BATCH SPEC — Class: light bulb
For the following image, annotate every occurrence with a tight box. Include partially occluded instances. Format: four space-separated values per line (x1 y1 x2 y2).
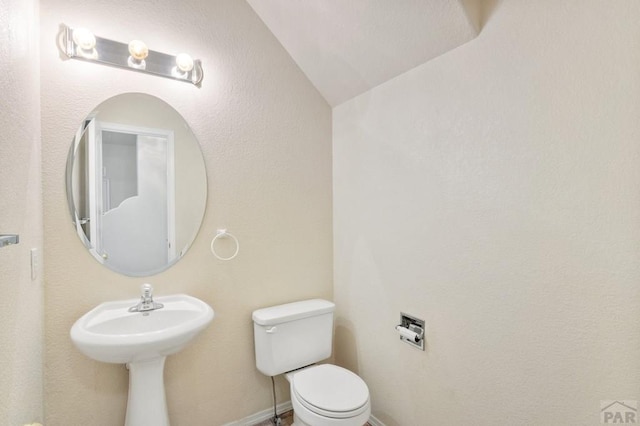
175 53 194 73
128 40 148 61
72 28 96 51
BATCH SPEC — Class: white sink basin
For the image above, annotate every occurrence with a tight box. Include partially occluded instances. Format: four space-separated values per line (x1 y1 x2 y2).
70 292 214 426
71 293 214 364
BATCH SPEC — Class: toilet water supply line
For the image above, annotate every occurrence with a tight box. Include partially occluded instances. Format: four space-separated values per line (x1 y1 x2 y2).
271 376 282 426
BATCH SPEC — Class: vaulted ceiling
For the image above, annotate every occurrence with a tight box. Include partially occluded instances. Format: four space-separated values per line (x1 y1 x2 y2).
246 0 481 106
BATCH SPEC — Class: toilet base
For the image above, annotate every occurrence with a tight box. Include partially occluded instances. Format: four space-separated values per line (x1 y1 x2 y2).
292 411 368 426
291 412 306 426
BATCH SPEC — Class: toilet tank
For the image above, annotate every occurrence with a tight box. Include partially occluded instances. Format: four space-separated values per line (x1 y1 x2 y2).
253 299 335 376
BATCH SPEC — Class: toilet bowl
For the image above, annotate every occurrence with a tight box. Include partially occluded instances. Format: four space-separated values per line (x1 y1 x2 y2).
286 364 370 426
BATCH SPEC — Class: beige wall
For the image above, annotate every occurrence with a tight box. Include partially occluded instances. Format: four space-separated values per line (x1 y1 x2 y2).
40 0 332 425
334 1 640 425
0 0 43 424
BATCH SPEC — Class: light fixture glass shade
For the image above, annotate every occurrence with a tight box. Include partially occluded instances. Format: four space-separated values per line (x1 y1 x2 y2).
72 28 96 51
128 40 149 60
175 53 194 73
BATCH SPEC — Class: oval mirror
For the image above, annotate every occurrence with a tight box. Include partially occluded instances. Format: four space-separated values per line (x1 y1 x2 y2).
66 93 207 276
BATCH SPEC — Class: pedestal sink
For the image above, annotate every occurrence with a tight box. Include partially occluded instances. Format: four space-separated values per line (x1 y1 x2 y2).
70 291 214 426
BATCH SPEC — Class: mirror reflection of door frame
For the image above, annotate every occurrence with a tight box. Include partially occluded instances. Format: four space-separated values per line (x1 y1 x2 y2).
86 119 99 260
69 117 98 257
91 121 176 263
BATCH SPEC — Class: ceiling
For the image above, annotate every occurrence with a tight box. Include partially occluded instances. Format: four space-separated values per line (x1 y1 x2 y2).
246 0 481 106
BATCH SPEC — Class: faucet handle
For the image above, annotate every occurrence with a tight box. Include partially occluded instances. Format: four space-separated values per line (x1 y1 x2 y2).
141 283 153 298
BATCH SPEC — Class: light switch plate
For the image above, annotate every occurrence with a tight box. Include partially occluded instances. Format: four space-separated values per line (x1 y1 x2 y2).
30 248 38 281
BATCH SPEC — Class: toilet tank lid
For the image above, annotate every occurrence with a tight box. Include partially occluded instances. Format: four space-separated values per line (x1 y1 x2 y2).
252 299 335 326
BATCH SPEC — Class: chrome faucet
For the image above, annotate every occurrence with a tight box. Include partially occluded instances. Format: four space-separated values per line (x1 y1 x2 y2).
129 283 164 313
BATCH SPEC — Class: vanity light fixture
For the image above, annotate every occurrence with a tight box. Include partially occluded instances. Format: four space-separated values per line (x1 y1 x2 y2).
61 24 204 86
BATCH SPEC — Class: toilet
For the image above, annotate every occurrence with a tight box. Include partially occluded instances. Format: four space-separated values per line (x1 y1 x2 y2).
253 299 371 426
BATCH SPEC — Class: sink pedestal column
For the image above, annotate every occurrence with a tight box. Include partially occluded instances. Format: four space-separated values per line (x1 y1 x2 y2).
125 357 170 426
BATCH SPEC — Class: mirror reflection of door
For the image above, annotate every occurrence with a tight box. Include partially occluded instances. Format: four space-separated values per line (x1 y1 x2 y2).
90 121 175 274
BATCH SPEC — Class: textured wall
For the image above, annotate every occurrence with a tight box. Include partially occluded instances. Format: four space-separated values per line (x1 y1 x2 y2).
40 0 332 424
334 1 640 425
0 0 43 424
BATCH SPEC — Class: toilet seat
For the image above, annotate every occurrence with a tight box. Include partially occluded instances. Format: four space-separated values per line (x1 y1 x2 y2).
291 364 370 419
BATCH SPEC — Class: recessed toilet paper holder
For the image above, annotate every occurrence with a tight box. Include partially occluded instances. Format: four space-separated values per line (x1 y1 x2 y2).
0 234 19 249
396 312 425 351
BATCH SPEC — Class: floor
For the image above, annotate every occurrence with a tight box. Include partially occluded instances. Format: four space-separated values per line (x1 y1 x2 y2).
253 410 372 426
253 410 293 426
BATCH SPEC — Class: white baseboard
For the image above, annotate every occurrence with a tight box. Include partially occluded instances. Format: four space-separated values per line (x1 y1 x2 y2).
222 401 293 426
222 401 386 426
368 413 386 426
